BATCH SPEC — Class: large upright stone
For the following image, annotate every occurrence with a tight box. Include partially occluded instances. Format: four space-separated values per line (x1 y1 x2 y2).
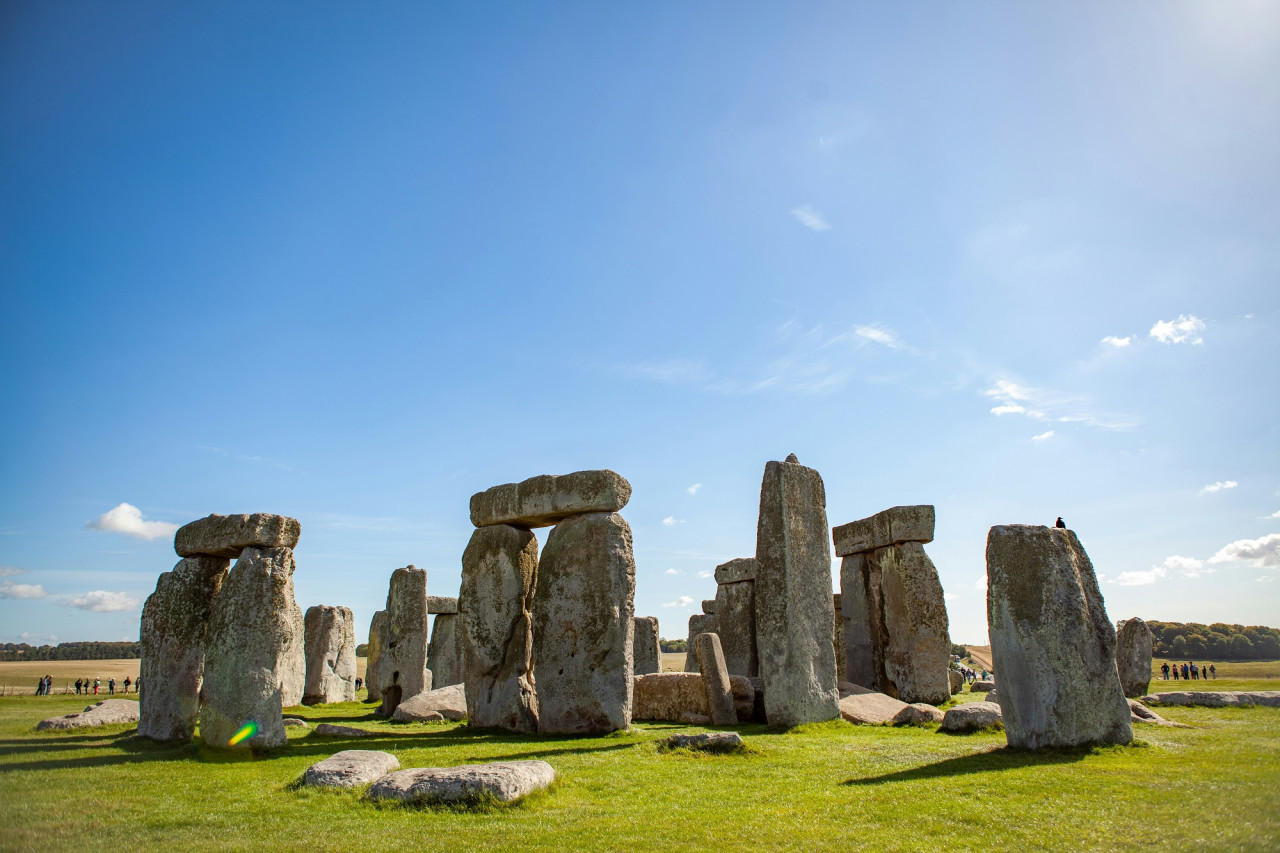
754 455 840 726
713 576 757 677
684 613 716 673
303 605 357 704
138 555 230 741
199 547 305 749
1116 617 1154 698
867 543 950 703
532 512 635 734
839 553 876 687
174 513 301 559
832 592 844 681
459 524 539 731
832 505 934 558
427 614 464 688
633 616 661 675
986 525 1133 749
695 633 737 725
365 610 388 703
470 470 632 529
378 566 431 716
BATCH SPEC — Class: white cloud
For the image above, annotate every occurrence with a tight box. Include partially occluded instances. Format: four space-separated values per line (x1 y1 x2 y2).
64 590 140 613
1269 510 1280 520
87 503 178 541
1200 480 1238 495
790 204 830 231
1208 533 1280 568
991 404 1026 416
983 378 1140 431
1149 314 1206 345
0 566 24 577
944 592 957 602
697 570 713 579
853 325 904 350
664 568 679 575
1101 335 1133 348
1161 555 1206 578
1114 565 1167 586
686 483 702 496
973 574 987 592
1030 430 1055 443
662 516 686 527
661 595 695 608
1259 576 1276 583
0 580 48 599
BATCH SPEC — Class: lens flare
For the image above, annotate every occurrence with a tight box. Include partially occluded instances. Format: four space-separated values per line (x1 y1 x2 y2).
228 721 258 746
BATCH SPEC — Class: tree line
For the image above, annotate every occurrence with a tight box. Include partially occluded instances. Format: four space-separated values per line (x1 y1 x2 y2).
1147 622 1280 660
0 641 142 661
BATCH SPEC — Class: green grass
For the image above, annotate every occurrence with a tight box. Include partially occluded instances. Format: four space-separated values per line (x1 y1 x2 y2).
2 694 1278 851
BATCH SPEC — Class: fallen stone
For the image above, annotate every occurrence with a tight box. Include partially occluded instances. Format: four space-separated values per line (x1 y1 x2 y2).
838 681 872 698
174 513 300 559
313 723 375 737
695 632 737 725
1142 691 1280 708
714 579 757 678
426 613 463 688
832 505 935 557
678 712 712 725
987 525 1132 750
632 672 754 722
427 596 458 615
893 703 946 726
303 750 400 788
1127 698 1188 727
303 605 357 705
365 610 388 704
633 616 661 676
971 680 995 692
714 557 757 585
662 732 744 752
36 700 139 731
392 683 467 722
985 690 998 704
377 566 432 717
940 701 1003 733
283 717 308 728
367 760 555 805
838 691 910 725
470 470 631 528
1116 617 1154 698
684 613 715 673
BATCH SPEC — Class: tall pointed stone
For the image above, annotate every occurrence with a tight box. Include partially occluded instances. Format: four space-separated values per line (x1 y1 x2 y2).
365 610 388 703
303 605 357 704
377 566 431 716
1116 617 1154 698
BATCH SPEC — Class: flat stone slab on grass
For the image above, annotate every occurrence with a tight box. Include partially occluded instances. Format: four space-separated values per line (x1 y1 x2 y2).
662 732 744 752
304 750 401 789
392 683 467 722
839 690 910 725
174 513 301 558
314 723 375 737
283 718 308 728
36 699 139 731
1141 691 1280 708
892 703 946 726
1128 699 1189 727
470 470 631 528
940 701 1003 733
367 760 555 805
970 680 995 692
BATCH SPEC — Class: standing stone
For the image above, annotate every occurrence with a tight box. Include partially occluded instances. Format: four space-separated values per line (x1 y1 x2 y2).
684 613 716 673
138 555 230 741
365 610 388 703
378 566 431 716
1116 617 1154 699
199 547 305 748
303 605 357 704
633 616 661 675
839 552 876 687
532 512 635 734
986 525 1133 749
459 524 539 731
832 593 844 682
427 614 464 688
754 455 840 727
713 558 758 678
695 633 737 725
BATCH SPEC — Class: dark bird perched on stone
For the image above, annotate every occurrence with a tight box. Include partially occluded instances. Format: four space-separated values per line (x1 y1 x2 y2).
1055 517 1066 529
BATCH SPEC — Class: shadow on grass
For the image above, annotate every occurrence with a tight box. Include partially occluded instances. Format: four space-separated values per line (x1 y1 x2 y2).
843 745 1093 785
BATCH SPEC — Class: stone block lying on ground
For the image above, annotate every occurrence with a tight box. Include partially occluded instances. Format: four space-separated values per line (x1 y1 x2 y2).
832 505 935 557
303 750 401 788
392 684 467 722
939 701 1002 733
313 723 375 737
662 732 745 752
892 703 946 726
1127 699 1188 727
1141 691 1280 708
970 680 994 692
283 717 308 728
36 700 139 731
838 691 909 725
470 470 631 528
175 513 301 558
367 760 555 804
633 672 755 722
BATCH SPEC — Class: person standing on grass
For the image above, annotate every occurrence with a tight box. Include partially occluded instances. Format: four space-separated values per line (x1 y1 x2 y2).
123 676 131 693
93 677 100 695
108 678 116 695
1210 664 1217 679
35 678 44 696
1161 662 1169 680
135 675 142 696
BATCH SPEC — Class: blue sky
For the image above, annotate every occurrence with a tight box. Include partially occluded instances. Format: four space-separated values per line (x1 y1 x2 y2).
2 2 1277 650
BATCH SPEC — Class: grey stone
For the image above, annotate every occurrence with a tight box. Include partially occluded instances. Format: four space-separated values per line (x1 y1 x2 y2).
393 683 467 722
713 581 757 677
633 616 661 675
832 592 844 683
940 701 1003 733
174 513 301 559
365 610 388 704
36 699 139 731
283 717 308 727
695 633 737 725
871 543 950 704
632 672 753 722
1141 690 1280 708
427 596 458 615
986 525 1133 749
701 599 717 615
832 505 935 558
314 723 375 737
678 712 712 725
377 566 432 717
714 557 757 585
459 524 539 731
838 690 909 725
303 750 400 789
893 703 946 726
470 470 631 529
684 614 716 673
532 512 635 734
1116 617 1154 698
663 732 744 751
303 605 357 705
985 690 998 704
367 761 555 805
199 547 305 749
971 680 995 692
949 670 964 695
139 555 229 742
839 553 876 687
754 457 840 727
1127 698 1188 727
426 614 463 688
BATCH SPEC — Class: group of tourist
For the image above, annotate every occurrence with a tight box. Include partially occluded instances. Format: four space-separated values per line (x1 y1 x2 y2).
953 665 989 683
33 676 143 696
1160 661 1215 680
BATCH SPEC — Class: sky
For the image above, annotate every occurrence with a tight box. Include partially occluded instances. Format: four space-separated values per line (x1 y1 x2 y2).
1 2 1278 651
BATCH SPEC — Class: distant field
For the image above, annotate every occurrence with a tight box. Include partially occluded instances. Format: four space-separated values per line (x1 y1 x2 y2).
661 651 685 672
0 660 140 695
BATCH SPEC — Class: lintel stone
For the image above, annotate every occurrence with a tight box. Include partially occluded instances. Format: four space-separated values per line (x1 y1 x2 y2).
832 505 934 557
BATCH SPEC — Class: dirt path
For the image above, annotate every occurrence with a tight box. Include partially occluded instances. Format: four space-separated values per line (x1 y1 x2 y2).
966 645 993 671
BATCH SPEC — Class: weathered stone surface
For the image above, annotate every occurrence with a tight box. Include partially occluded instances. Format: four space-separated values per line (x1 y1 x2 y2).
714 557 757 585
986 525 1133 750
684 614 716 673
893 703 946 726
663 732 744 751
426 614 463 688
701 599 717 615
832 593 844 684
1127 699 1188 727
678 712 712 725
174 513 301 559
949 670 964 695
984 690 998 704
365 610 388 704
303 605 356 705
470 470 631 529
1141 691 1280 708
838 681 869 698
303 750 400 789
1116 617 1154 698
633 616 661 675
632 672 754 722
367 761 555 805
749 676 767 723
459 524 539 731
714 581 757 678
393 683 467 722
838 691 910 725
36 699 139 731
314 723 375 737
832 505 935 558
871 543 950 704
427 596 458 615
695 633 736 725
728 675 755 722
839 553 876 687
940 701 1003 733
377 566 431 717
139 555 229 741
283 717 308 727
533 512 635 734
755 456 840 727
971 680 995 692
199 547 305 749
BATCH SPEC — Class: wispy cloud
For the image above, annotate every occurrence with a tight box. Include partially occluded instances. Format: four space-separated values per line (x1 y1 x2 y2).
1149 314 1206 345
1208 533 1280 569
0 566 25 577
853 325 904 350
616 360 712 385
198 445 296 472
1030 430 1056 443
973 574 987 592
1101 335 1133 348
87 503 178 541
790 204 830 231
0 580 48 599
664 568 679 575
983 378 1140 431
686 483 702 496
697 570 713 579
662 516 686 527
63 590 140 612
944 592 958 602
661 595 694 608
1200 480 1238 495
1114 565 1167 586
1161 555 1206 578
1269 510 1280 520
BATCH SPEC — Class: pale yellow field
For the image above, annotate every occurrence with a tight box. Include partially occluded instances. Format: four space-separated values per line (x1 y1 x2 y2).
661 651 685 672
0 659 140 695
